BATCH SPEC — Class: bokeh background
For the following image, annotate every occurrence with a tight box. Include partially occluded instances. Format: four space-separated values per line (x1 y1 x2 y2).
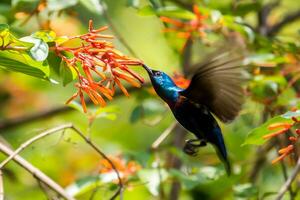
0 0 300 199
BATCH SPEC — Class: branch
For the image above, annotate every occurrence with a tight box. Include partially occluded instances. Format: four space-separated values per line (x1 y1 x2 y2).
0 142 75 200
100 1 138 58
257 0 280 36
275 157 300 200
167 0 192 10
0 123 123 200
248 140 274 182
167 124 187 200
0 170 3 200
151 121 177 150
0 83 150 132
267 10 300 36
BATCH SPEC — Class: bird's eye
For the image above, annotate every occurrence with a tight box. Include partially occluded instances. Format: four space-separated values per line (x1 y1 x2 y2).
155 71 162 76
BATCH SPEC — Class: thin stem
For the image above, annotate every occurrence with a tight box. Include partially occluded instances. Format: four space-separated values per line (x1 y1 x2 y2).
0 123 123 200
99 1 138 58
0 83 150 132
151 122 177 150
0 170 3 200
0 142 75 200
275 157 300 200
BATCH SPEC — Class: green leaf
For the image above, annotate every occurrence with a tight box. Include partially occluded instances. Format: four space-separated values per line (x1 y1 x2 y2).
243 110 300 146
20 36 49 61
249 75 287 102
79 0 103 14
47 0 78 11
138 6 195 19
138 169 168 196
130 99 166 123
156 6 195 20
32 30 57 43
11 0 39 13
169 169 201 190
68 101 84 114
0 50 50 80
0 24 33 49
94 106 119 120
127 0 140 8
137 5 155 16
233 183 258 198
59 60 77 86
130 105 143 123
169 167 224 190
0 24 9 31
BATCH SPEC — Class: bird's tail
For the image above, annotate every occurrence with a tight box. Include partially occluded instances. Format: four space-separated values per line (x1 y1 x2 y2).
207 127 231 175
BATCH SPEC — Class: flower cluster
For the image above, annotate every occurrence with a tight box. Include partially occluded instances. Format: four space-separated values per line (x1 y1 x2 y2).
55 20 144 112
160 5 208 49
99 156 141 182
172 72 190 89
263 116 300 164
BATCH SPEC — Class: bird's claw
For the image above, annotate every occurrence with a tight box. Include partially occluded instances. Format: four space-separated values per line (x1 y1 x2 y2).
183 139 206 157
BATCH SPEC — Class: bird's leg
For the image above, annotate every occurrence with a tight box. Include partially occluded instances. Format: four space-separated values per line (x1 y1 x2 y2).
183 139 207 156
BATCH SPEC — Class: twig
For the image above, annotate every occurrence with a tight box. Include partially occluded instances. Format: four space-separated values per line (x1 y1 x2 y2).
0 170 3 200
0 124 72 169
275 157 300 200
167 124 187 200
37 179 59 200
267 10 300 36
276 138 296 200
99 0 138 58
0 123 123 200
248 140 274 182
0 84 150 132
0 142 75 200
168 0 192 10
257 0 280 36
151 122 177 150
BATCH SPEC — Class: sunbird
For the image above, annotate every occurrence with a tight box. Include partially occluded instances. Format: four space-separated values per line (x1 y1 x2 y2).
142 52 244 175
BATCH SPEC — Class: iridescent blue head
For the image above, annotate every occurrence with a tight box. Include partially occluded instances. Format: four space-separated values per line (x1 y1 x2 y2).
142 64 182 103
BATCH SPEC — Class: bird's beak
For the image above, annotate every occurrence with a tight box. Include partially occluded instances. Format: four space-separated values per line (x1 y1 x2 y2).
142 64 153 75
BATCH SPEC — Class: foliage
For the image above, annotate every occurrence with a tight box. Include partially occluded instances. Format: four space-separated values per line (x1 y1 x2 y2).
0 0 300 200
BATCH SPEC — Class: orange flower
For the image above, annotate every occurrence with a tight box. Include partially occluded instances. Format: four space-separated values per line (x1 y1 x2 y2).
98 156 141 182
262 128 289 140
272 145 294 164
172 72 190 89
160 5 208 49
55 20 144 112
267 122 292 130
263 117 300 164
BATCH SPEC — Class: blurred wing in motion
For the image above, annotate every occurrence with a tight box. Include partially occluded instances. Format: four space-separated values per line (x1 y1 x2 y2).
179 51 245 123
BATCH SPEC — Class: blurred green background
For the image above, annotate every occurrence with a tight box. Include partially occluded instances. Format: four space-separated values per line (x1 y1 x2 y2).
0 0 300 199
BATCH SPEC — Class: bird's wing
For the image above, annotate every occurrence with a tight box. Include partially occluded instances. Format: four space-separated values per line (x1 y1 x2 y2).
179 51 245 123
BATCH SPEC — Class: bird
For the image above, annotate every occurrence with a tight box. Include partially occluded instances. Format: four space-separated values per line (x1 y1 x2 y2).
142 51 244 175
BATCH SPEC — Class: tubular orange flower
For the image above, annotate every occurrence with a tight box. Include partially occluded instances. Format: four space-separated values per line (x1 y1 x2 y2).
262 128 288 140
263 116 300 165
272 145 294 164
98 156 141 182
160 5 208 49
172 72 190 89
267 122 292 130
55 20 144 112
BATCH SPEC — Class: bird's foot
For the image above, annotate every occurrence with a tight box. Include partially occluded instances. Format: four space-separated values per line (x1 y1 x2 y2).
183 139 207 157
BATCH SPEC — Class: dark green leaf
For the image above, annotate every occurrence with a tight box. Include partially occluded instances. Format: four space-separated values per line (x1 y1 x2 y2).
79 0 103 14
130 105 143 123
59 60 76 86
0 50 49 80
243 110 300 146
233 183 258 198
47 0 78 11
